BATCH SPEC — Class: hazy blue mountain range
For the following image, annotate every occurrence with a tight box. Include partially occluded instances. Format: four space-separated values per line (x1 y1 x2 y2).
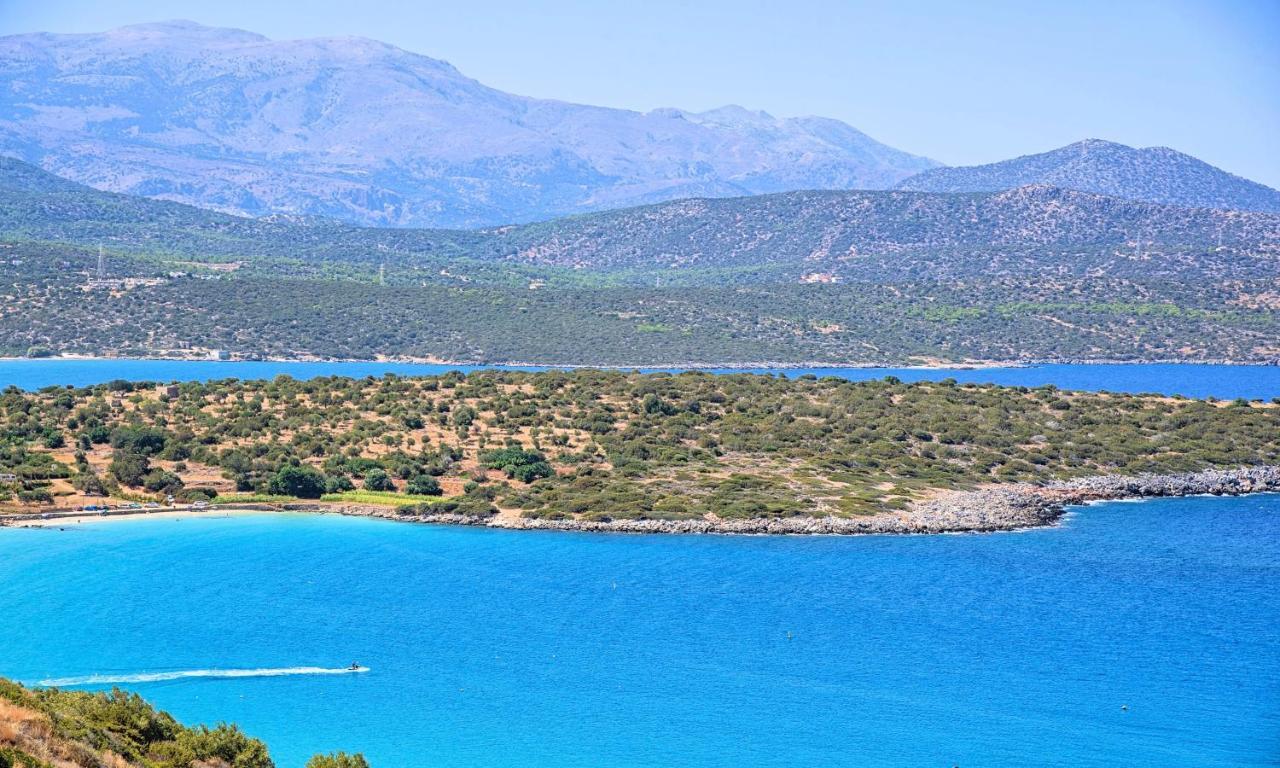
895 139 1280 213
4 156 1275 286
0 21 938 228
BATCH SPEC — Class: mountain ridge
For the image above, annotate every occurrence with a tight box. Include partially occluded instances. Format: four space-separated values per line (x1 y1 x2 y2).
895 139 1280 212
3 156 1275 285
0 21 938 228
2 156 1276 364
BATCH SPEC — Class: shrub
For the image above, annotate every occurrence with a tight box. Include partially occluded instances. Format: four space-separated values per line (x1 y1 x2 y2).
109 426 168 456
401 497 496 518
324 474 355 493
174 487 218 503
108 450 150 487
512 461 553 483
306 752 371 768
158 723 272 768
451 406 476 427
405 474 442 496
482 447 553 483
266 465 327 499
72 472 107 496
142 469 184 493
17 488 53 504
82 424 111 444
363 468 395 492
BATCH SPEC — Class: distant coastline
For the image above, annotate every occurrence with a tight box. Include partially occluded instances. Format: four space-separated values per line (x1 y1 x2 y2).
3 352 1276 371
8 467 1277 536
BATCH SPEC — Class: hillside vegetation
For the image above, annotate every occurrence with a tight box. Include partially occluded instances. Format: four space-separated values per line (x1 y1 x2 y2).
2 159 1277 365
5 260 1276 365
896 139 1280 213
5 158 1277 278
1 371 1277 521
470 185 1280 275
0 677 364 767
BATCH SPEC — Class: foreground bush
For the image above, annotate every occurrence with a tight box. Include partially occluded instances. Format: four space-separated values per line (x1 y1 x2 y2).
0 678 371 767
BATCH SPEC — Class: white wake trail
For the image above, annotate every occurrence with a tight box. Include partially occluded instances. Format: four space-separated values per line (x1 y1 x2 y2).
38 666 369 687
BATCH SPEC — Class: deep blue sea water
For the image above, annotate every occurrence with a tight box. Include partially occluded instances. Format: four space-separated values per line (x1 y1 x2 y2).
2 496 1278 767
2 358 1279 399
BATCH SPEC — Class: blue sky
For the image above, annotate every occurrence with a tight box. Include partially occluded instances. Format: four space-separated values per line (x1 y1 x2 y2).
2 0 1278 186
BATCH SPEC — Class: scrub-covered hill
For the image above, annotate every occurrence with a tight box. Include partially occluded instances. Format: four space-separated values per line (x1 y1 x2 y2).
2 371 1277 530
0 676 365 767
895 139 1280 213
2 158 1277 364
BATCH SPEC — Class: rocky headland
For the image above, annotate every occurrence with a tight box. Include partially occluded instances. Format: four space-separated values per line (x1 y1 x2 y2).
324 466 1280 535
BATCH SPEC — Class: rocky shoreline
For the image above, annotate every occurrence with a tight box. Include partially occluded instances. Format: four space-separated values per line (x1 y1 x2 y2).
10 353 1276 369
6 467 1276 535
322 466 1280 536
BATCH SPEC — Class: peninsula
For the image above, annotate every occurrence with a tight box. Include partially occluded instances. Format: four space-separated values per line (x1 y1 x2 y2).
2 371 1277 533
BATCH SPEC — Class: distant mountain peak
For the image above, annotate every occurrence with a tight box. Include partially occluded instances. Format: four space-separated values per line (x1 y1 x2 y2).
0 23 937 228
695 104 777 122
1066 138 1127 149
896 140 1280 213
102 19 270 43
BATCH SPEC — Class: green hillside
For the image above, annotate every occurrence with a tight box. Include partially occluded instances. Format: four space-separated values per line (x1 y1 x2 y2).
1 159 1276 364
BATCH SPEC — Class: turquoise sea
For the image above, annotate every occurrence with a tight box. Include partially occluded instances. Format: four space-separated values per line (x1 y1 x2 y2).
1 358 1279 399
2 496 1278 767
2 360 1279 765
